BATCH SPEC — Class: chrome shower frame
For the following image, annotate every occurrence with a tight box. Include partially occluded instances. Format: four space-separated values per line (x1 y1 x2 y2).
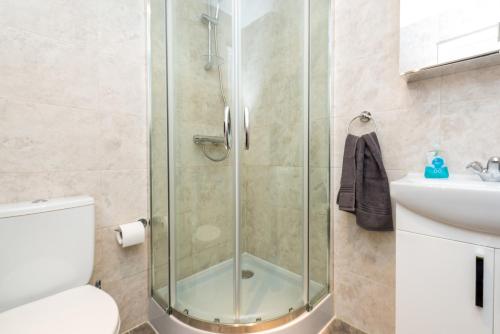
146 0 334 332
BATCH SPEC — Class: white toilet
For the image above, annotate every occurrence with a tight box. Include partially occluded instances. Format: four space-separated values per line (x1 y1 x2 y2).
0 196 120 334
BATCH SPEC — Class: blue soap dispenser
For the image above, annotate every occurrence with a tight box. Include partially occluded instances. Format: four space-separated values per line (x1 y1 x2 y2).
424 147 449 179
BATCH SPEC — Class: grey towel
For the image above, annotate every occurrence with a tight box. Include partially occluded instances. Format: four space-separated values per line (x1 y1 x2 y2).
355 132 393 231
337 134 359 212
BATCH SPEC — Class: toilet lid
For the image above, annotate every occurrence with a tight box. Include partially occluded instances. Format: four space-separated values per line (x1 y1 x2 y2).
0 285 120 334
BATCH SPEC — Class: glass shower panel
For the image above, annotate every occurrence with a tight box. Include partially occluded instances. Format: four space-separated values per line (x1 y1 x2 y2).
309 0 330 304
167 0 235 323
240 0 306 323
151 0 331 328
150 0 170 310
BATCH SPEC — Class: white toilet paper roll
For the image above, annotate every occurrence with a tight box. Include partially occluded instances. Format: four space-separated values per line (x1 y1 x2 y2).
115 221 145 247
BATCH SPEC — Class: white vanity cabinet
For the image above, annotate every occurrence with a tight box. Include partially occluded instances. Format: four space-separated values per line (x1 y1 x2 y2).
391 174 500 334
397 230 494 334
494 250 500 334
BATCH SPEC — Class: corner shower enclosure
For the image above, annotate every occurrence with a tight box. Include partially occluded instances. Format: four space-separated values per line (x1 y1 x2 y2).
149 0 331 332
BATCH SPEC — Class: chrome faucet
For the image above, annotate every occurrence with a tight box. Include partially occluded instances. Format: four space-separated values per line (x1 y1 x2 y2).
467 157 500 182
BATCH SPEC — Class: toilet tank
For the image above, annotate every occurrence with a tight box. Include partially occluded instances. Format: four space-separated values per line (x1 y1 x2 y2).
0 196 94 312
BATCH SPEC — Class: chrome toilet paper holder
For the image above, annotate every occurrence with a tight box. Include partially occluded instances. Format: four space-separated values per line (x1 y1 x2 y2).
114 218 148 234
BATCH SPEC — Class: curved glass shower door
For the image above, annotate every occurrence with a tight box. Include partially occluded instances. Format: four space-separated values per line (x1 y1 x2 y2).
150 0 331 330
238 0 307 323
166 0 236 324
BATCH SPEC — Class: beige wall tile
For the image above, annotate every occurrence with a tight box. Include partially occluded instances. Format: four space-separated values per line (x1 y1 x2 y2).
0 0 100 45
0 1 148 332
375 105 440 171
440 65 500 104
100 111 148 170
0 173 52 203
104 270 149 333
0 100 103 172
98 170 148 228
92 226 148 283
440 98 500 171
333 47 406 118
98 0 146 62
0 27 99 109
98 53 147 116
334 270 395 334
0 170 104 205
334 212 395 287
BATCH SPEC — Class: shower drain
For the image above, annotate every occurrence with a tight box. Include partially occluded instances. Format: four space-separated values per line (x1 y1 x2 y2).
241 270 254 279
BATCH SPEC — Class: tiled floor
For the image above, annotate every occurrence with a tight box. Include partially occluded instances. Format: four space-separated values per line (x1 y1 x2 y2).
321 319 367 334
125 322 157 334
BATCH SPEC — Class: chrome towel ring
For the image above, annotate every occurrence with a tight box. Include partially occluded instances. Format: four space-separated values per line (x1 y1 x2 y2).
347 111 378 135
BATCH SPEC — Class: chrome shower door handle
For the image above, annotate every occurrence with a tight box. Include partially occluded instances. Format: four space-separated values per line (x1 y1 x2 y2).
223 106 231 150
244 107 250 150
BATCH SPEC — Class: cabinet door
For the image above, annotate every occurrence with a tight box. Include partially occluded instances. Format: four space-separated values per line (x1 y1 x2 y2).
396 230 494 334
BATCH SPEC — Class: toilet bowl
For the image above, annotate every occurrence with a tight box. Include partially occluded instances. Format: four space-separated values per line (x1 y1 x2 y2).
0 196 120 333
0 285 120 334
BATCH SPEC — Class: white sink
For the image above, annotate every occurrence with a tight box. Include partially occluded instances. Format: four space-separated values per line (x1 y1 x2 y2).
391 173 500 235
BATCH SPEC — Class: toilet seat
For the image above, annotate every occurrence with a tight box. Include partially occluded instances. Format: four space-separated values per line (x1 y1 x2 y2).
0 285 120 334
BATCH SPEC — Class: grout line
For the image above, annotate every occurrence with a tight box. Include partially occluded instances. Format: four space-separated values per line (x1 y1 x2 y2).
335 267 395 290
100 269 149 287
124 321 159 334
147 321 160 334
0 169 148 175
